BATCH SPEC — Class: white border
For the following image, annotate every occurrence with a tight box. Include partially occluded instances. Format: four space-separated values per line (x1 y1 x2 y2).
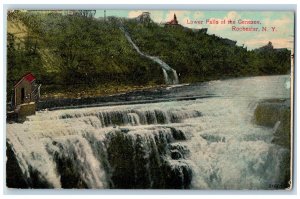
1 0 299 198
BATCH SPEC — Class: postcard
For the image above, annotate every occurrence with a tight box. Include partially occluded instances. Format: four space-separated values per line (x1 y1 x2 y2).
6 9 294 190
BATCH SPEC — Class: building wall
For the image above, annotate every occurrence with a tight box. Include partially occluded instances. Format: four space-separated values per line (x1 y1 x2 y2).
14 80 32 107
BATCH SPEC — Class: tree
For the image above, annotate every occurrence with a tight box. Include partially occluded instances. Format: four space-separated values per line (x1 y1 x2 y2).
75 10 96 18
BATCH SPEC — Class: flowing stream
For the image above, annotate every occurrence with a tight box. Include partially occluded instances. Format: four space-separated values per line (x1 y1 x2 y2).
6 75 291 189
120 27 179 85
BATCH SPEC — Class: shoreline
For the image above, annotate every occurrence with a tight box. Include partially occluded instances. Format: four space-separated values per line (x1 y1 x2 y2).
6 75 290 113
36 83 174 111
40 74 290 100
40 83 168 101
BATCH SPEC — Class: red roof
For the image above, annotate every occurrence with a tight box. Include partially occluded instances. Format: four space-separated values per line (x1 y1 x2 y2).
14 73 36 88
166 19 178 25
165 14 179 25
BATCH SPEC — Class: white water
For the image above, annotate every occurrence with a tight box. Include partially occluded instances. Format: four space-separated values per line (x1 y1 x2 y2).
7 75 291 189
120 27 179 84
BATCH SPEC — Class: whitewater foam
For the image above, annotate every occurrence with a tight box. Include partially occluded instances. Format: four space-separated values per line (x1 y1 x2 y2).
7 76 291 189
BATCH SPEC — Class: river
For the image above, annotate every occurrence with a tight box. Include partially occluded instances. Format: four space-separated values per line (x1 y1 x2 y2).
6 75 291 189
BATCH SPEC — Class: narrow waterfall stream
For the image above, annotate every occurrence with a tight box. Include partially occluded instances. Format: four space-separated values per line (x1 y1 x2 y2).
120 27 179 85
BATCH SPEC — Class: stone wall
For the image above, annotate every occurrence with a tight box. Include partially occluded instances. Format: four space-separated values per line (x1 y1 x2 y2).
17 102 36 121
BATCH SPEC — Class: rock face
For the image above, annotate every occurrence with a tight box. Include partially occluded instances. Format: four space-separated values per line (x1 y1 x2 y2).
254 99 291 149
254 99 291 188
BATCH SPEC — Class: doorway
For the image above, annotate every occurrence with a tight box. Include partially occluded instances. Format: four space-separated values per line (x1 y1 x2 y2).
21 88 25 103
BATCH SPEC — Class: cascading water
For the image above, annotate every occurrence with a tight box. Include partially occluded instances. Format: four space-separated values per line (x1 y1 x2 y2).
6 75 291 189
120 26 179 85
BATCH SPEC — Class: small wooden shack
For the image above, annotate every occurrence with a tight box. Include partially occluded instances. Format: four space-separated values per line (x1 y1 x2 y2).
14 72 40 107
7 73 41 122
9 73 41 121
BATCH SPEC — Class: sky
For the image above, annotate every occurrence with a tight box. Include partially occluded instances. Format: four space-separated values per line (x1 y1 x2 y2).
95 10 294 50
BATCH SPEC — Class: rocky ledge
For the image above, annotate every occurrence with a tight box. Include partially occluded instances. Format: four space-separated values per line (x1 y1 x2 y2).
254 99 291 149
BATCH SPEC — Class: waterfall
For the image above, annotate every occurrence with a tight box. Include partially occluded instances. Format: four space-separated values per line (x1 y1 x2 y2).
172 69 179 84
7 120 194 189
7 103 202 188
6 76 291 189
162 69 170 84
120 26 179 85
6 98 290 189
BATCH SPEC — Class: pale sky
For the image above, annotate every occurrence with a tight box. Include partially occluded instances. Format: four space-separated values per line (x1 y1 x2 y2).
95 10 294 50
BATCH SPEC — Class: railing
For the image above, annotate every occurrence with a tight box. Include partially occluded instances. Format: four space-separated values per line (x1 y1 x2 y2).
30 84 41 101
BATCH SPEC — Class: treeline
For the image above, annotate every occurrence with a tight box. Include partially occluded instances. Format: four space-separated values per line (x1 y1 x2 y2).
7 11 291 99
124 20 291 82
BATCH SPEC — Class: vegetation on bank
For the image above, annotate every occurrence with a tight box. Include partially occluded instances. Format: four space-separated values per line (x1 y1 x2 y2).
124 20 291 82
7 11 291 100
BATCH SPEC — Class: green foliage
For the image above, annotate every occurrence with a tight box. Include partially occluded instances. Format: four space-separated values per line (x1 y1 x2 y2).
124 21 291 82
7 11 291 99
7 32 44 99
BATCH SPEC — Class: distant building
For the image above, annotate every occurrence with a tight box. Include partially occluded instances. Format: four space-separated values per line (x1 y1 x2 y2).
254 41 290 53
136 12 152 23
13 73 41 109
165 14 180 26
190 28 208 34
254 41 274 53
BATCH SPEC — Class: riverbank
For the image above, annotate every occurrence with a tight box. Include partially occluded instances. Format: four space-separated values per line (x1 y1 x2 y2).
36 75 290 111
40 83 167 100
7 11 291 105
37 83 173 111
